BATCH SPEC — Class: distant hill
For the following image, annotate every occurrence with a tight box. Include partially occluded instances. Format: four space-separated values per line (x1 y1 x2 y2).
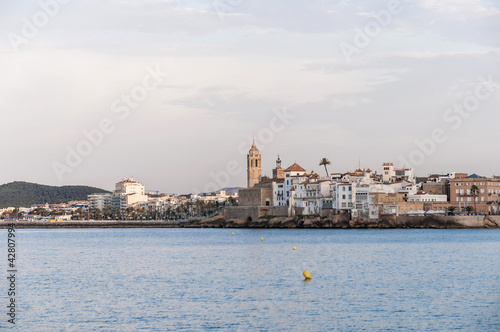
0 182 111 208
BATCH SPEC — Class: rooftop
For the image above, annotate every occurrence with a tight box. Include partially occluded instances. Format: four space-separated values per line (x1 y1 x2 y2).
285 163 306 172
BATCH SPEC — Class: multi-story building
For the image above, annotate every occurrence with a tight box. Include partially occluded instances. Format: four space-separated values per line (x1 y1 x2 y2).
114 177 145 196
283 163 308 206
382 162 415 183
449 174 500 214
111 178 149 212
88 193 112 210
294 178 332 215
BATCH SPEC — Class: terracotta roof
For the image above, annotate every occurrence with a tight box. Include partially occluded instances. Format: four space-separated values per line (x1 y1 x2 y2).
285 163 306 172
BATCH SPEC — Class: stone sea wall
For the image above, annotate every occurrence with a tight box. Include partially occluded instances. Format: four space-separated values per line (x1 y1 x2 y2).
1 215 499 229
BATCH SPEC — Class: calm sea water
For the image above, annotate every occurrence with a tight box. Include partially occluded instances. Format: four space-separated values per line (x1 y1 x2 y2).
2 228 499 331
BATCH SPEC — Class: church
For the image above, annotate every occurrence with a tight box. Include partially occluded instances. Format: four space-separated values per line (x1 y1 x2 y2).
238 141 314 214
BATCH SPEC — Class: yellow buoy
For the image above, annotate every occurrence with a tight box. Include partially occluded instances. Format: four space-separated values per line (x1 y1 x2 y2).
303 270 312 280
194 230 197 233
261 237 264 241
232 232 234 235
293 246 297 250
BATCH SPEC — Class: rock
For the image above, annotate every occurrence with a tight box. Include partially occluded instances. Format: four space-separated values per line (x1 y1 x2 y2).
197 216 225 228
483 216 499 228
321 219 334 228
281 217 297 228
225 219 248 228
248 219 268 228
301 219 314 228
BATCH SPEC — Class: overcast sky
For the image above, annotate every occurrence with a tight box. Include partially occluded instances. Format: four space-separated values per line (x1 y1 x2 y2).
1 0 499 193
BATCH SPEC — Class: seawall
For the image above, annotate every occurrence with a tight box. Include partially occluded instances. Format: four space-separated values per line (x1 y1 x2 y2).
1 215 499 229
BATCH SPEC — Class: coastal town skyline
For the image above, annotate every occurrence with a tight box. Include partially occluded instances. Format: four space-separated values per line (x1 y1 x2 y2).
2 140 499 219
1 0 499 193
1 141 500 194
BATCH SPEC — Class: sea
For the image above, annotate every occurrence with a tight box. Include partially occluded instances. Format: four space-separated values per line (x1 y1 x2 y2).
2 228 499 331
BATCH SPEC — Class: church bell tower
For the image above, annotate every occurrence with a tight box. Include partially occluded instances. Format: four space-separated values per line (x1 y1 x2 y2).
247 140 262 188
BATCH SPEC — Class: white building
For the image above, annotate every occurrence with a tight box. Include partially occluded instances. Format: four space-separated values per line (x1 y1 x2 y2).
112 178 149 211
115 178 146 196
407 193 448 202
88 193 112 210
294 179 332 215
282 163 309 206
382 162 415 183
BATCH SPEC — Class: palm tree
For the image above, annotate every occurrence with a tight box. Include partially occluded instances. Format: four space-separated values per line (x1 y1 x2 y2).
470 185 479 215
319 158 331 177
447 206 456 215
465 206 474 215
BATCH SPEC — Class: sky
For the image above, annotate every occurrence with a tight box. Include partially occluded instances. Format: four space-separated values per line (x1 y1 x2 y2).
1 0 499 193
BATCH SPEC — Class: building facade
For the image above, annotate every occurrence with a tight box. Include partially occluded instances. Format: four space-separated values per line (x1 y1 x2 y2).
449 175 500 214
88 193 112 210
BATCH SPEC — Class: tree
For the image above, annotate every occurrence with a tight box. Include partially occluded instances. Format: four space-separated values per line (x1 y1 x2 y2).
470 185 479 215
447 206 456 215
319 158 331 177
465 206 474 215
75 207 83 220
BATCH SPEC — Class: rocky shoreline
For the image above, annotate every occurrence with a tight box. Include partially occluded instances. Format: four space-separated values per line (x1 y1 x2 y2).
1 214 499 229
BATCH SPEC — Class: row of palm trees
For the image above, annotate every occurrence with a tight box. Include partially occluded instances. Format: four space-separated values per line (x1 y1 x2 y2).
2 197 239 221
81 199 236 221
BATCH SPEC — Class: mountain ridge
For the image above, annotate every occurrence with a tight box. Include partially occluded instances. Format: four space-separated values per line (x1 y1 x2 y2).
0 181 110 208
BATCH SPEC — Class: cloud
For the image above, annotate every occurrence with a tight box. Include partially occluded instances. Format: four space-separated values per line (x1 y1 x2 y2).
0 0 499 191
